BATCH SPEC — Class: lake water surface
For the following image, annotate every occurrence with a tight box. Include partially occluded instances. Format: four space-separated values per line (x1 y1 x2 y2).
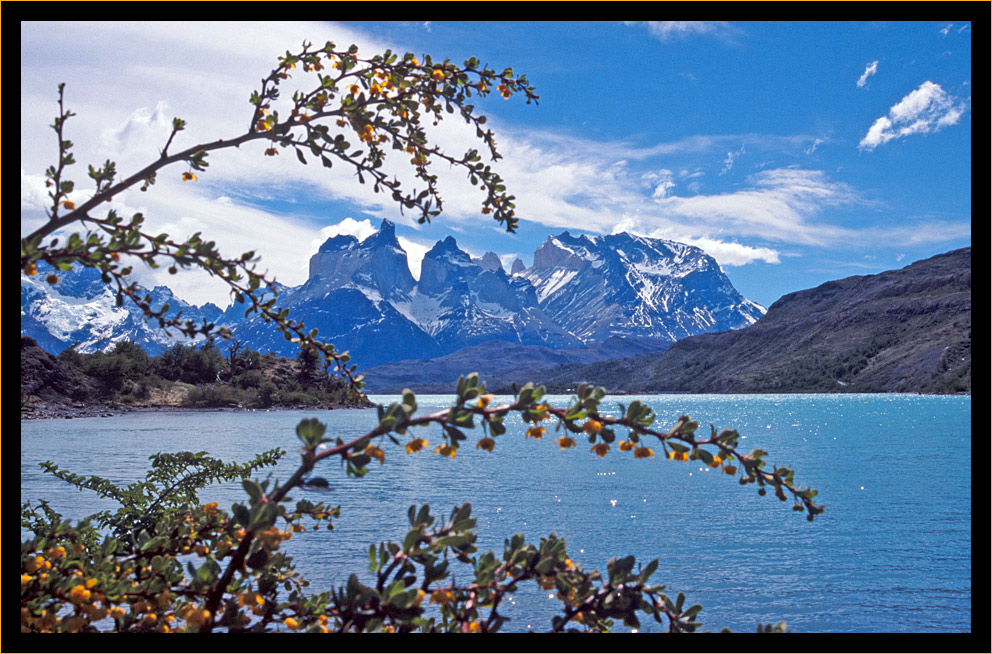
20 394 971 633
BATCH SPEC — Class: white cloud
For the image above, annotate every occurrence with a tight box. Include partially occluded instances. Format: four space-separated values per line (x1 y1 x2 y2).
804 137 826 155
720 145 746 175
644 169 676 198
859 81 968 150
397 237 431 280
683 237 780 266
625 21 741 43
314 217 378 248
856 60 878 88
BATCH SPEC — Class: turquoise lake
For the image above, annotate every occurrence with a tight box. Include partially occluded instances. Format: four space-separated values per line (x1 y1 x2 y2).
20 393 971 633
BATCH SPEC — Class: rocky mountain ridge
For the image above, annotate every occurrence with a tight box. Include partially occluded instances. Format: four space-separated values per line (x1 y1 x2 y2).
22 220 764 371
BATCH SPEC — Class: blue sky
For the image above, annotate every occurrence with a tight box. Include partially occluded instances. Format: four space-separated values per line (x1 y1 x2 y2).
21 21 972 309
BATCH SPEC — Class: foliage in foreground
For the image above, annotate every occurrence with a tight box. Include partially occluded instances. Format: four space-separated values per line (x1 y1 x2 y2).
21 40 813 633
22 378 812 633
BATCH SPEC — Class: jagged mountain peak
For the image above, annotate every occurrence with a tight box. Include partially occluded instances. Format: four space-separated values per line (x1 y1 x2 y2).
23 221 767 372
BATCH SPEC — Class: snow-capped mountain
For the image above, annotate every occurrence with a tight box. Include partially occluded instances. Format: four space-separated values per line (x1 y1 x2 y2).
518 232 765 343
21 221 765 371
230 221 577 366
20 262 226 355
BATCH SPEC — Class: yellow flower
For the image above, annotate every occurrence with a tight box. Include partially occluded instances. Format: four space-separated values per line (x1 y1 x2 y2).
668 450 688 462
21 574 33 585
466 620 482 633
477 394 493 409
555 436 576 450
108 606 126 620
68 585 91 604
633 446 654 459
349 84 360 95
412 589 426 607
62 200 76 210
526 426 546 440
203 501 219 516
618 440 635 452
406 438 428 453
476 437 495 452
24 262 38 276
583 419 603 435
591 442 610 458
410 56 419 66
434 444 456 459
431 68 446 81
181 172 197 182
364 444 386 465
285 617 299 630
710 455 723 468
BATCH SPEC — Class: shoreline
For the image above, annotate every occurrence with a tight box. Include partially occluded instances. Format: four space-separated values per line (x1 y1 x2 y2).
20 401 373 422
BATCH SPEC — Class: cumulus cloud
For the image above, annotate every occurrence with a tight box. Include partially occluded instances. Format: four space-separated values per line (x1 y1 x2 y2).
856 60 878 88
859 81 968 150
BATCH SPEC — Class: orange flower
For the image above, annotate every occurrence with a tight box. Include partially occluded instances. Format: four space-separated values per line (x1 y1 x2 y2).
181 172 197 182
364 444 385 465
618 440 635 452
583 420 603 435
264 147 279 156
434 444 456 459
555 436 576 450
633 446 654 459
591 442 610 458
405 438 428 453
526 426 546 440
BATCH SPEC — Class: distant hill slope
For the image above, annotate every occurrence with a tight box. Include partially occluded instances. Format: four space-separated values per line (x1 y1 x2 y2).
539 248 971 394
359 336 671 394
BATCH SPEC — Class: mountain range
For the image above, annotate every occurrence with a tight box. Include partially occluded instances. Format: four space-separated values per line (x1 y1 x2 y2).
19 227 970 395
22 221 763 372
